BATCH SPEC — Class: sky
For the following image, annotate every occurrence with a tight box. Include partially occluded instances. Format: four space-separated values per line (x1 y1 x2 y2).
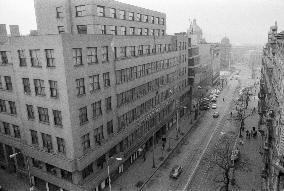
0 0 283 46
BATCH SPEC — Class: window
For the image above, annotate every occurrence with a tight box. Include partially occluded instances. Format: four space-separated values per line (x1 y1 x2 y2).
56 6 63 18
22 78 31 95
120 26 126 35
107 120 113 136
41 133 53 152
129 27 135 35
81 133 90 151
102 46 109 62
73 48 83 66
97 6 105 17
13 125 20 138
30 130 38 145
38 107 49 123
30 49 41 67
87 47 98 64
94 125 104 144
103 72 110 87
49 80 58 98
56 137 65 154
46 163 57 175
45 49 55 67
119 10 125 19
79 106 88 124
105 97 112 111
82 163 93 179
89 75 100 92
130 46 136 56
4 76 12 91
110 8 116 18
98 25 106 34
161 30 165 36
160 18 165 25
144 28 149 36
138 28 142 35
129 12 134 20
0 51 8 65
58 26 65 34
61 169 72 181
76 78 85 96
18 50 26 66
136 13 141 21
26 105 34 120
155 17 159 24
3 122 10 135
77 25 87 34
151 16 154 24
53 110 62 126
110 25 117 35
8 101 16 115
92 100 102 118
150 29 154 36
146 45 150 54
34 79 45 96
120 47 127 58
75 5 86 17
138 45 143 55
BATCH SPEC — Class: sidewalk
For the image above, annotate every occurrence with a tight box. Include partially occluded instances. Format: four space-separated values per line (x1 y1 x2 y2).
232 84 264 191
108 109 203 191
0 168 30 191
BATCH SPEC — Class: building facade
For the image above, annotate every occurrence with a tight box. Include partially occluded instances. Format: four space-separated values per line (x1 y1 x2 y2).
0 1 192 191
220 37 231 70
259 22 284 191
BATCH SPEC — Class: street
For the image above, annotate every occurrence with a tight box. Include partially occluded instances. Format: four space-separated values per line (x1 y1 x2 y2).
143 75 239 190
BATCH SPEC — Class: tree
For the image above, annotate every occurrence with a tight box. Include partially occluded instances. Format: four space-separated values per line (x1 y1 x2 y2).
204 131 249 191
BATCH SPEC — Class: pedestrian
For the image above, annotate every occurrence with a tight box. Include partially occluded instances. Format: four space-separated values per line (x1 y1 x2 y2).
223 98 225 102
162 143 165 150
143 152 146 161
230 111 232 117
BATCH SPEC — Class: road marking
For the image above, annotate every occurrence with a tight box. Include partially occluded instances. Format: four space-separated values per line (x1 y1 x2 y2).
182 84 236 191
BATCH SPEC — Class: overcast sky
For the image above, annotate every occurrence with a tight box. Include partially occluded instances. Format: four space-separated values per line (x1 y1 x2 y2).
0 0 283 45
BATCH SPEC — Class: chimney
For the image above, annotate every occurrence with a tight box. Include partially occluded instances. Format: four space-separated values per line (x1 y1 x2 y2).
9 25 20 36
0 24 8 44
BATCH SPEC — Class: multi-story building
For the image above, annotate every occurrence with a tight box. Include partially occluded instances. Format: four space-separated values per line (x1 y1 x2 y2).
220 37 231 70
187 19 220 107
0 1 192 191
259 22 284 190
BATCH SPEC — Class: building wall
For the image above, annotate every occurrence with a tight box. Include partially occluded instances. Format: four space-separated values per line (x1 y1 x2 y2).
35 0 166 35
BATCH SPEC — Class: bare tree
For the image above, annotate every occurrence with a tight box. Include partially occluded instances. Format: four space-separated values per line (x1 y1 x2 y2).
204 132 249 191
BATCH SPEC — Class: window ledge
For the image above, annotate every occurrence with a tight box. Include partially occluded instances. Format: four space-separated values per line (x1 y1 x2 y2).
54 124 63 128
74 64 84 68
77 94 86 98
31 66 43 68
90 89 100 94
39 121 50 125
46 66 56 69
87 62 99 65
35 94 46 97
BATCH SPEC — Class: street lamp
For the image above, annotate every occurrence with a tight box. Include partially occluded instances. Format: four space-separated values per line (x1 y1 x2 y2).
107 157 123 191
9 152 34 191
176 105 187 140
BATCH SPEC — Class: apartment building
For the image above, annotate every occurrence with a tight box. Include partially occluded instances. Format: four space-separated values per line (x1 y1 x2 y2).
259 22 284 190
0 1 192 191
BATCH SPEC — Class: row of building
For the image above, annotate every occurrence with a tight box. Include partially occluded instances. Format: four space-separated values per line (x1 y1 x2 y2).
0 0 229 191
259 22 284 190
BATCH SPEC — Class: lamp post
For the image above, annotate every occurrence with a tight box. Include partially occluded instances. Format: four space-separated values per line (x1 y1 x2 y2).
9 152 34 191
107 157 123 191
176 105 187 140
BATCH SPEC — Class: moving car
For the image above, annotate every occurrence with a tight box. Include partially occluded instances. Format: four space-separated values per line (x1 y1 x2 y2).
212 104 217 109
213 111 219 118
169 165 183 179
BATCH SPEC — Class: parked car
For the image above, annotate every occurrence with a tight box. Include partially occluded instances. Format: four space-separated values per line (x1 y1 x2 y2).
211 98 217 103
169 165 183 179
212 104 217 109
213 112 219 118
200 105 210 110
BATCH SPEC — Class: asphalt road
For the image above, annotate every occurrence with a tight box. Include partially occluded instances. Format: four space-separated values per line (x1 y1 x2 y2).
144 75 239 191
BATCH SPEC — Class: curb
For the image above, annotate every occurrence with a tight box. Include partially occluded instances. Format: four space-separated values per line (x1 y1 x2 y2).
138 112 205 191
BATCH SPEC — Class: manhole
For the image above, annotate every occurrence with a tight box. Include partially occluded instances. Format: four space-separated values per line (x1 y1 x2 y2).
135 181 144 188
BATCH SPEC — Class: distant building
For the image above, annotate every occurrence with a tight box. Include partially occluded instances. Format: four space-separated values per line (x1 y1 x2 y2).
0 1 192 191
220 37 231 70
